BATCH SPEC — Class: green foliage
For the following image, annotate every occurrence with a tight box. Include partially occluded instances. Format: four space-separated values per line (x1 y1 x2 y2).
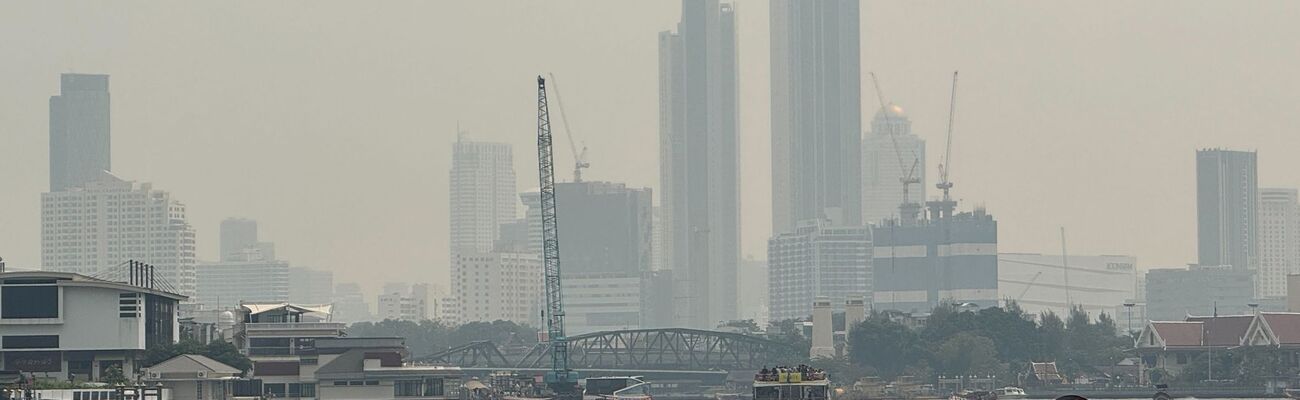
346 319 538 357
101 366 128 386
144 339 252 373
845 302 1132 383
765 318 812 360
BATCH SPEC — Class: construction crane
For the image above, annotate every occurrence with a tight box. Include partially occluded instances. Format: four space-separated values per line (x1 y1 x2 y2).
535 75 578 397
928 71 959 220
1015 271 1044 302
868 72 922 225
547 73 590 182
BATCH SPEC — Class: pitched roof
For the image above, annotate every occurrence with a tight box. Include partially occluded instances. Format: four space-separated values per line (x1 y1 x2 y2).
149 354 241 375
1261 313 1300 345
1151 322 1204 347
240 303 333 316
1186 315 1253 346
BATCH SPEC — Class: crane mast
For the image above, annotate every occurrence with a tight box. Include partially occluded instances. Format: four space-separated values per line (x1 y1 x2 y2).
869 72 922 225
928 71 959 220
535 76 577 395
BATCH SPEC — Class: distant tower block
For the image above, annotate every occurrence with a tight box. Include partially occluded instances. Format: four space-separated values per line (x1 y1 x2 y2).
811 297 834 359
845 296 866 335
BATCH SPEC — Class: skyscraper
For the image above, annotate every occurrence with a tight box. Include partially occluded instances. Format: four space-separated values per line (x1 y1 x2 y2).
219 218 259 262
49 74 111 192
1258 188 1299 298
450 137 518 255
1196 149 1258 272
42 172 198 297
872 207 998 313
659 0 740 328
771 0 862 232
768 219 871 321
862 104 926 226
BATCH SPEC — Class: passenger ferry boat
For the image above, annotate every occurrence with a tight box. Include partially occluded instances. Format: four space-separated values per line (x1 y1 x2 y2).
754 367 830 400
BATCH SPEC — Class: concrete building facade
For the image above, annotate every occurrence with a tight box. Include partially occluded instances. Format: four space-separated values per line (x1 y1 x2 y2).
449 138 517 255
1145 265 1254 321
288 267 334 306
771 0 862 232
377 283 428 322
196 260 290 311
41 172 197 298
1196 149 1258 273
49 74 111 192
862 105 925 226
451 252 541 326
998 253 1137 317
872 209 998 313
767 220 871 321
1259 188 1300 299
659 0 740 328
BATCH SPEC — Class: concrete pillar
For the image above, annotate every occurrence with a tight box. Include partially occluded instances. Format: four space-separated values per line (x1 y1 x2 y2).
811 297 834 359
845 296 866 335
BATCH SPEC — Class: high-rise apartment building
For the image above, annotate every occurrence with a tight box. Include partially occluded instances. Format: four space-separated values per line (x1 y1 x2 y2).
332 282 373 324
377 282 429 321
768 219 872 321
196 259 290 310
450 137 517 255
50 73 111 192
219 218 258 261
862 105 926 226
771 0 862 232
41 172 198 297
1259 188 1300 298
452 251 542 325
872 207 998 313
659 0 740 329
289 267 335 305
1196 149 1258 272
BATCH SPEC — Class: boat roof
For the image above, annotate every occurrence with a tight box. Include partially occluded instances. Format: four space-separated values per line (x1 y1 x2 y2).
754 380 830 387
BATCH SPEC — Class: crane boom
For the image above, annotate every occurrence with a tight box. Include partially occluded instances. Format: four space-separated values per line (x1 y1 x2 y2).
535 76 577 395
868 72 922 224
928 71 959 220
547 73 590 182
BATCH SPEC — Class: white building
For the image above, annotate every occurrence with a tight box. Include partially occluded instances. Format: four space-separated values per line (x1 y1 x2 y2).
0 271 185 382
377 283 428 322
767 220 872 321
449 137 517 255
998 253 1137 318
331 283 372 324
196 260 290 311
562 273 642 334
1259 188 1300 299
452 251 541 325
862 104 926 226
41 171 197 298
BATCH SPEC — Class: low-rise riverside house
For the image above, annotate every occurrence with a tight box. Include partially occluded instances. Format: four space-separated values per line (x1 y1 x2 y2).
1136 312 1300 380
144 354 242 400
0 270 184 383
313 337 462 400
232 302 344 398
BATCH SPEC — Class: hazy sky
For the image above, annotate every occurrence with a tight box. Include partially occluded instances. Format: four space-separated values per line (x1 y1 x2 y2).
3 1 1300 295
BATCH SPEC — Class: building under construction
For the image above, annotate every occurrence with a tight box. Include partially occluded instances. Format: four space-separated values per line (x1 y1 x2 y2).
871 203 998 313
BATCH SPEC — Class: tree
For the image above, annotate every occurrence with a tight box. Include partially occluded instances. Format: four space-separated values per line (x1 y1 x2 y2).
847 313 925 378
101 366 129 386
932 333 1003 377
143 340 252 373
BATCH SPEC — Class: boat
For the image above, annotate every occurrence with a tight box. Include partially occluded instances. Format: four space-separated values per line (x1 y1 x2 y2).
754 366 830 400
584 376 652 400
993 387 1027 399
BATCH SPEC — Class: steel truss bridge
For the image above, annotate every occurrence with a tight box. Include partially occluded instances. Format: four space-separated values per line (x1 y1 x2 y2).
415 328 801 371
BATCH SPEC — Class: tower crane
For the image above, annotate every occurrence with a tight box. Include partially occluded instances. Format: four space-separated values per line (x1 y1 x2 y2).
927 71 959 220
535 75 578 397
868 73 922 225
547 73 590 182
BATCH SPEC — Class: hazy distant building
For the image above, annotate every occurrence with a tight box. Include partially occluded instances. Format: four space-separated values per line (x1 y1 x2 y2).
196 259 290 310
41 172 197 298
998 253 1137 317
288 267 334 305
452 251 542 326
862 105 926 226
377 283 428 322
219 218 257 261
522 181 654 333
1259 188 1300 299
659 0 740 329
872 208 998 313
768 220 871 321
738 256 770 326
1145 265 1254 321
1197 149 1258 273
450 137 518 255
332 282 372 324
771 0 862 232
49 73 111 192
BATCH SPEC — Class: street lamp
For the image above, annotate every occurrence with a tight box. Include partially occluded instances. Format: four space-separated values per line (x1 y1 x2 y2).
1248 302 1260 315
1123 302 1136 339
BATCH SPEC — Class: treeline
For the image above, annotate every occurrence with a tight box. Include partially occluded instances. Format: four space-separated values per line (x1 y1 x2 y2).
829 303 1130 382
346 319 538 357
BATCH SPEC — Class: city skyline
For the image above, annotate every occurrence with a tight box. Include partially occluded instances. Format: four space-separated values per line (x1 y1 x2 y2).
4 2 1300 293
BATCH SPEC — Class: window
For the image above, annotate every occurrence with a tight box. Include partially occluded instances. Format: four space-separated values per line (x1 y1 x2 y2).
333 381 348 386
365 380 379 386
263 383 286 397
1 285 58 319
197 381 204 400
3 335 59 349
299 383 316 398
395 380 422 397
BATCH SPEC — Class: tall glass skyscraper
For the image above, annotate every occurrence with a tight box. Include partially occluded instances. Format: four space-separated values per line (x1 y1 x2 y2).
1196 149 1258 272
659 0 740 328
771 0 862 233
49 73 111 192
